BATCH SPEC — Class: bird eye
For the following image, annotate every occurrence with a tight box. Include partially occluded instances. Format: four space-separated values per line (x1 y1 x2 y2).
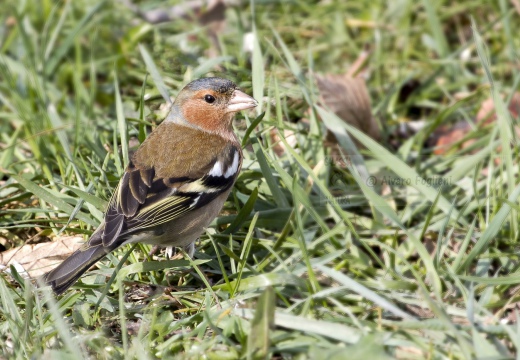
204 94 216 104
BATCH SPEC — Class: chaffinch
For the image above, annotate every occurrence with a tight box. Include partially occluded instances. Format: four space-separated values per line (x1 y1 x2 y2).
44 77 258 294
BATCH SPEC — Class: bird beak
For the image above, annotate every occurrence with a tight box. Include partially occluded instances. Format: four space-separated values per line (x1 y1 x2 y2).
226 89 258 113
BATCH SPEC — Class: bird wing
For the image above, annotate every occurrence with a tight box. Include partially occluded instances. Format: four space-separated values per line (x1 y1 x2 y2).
100 143 241 248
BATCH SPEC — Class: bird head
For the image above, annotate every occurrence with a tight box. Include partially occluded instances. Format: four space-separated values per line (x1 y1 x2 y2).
170 77 258 137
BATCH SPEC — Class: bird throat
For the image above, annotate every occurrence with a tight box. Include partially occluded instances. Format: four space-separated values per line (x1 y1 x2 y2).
182 106 235 140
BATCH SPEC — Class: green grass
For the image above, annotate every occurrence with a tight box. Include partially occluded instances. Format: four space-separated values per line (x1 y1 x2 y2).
1 0 520 358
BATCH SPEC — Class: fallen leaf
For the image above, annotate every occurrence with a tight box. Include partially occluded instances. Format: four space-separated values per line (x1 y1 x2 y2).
316 70 379 167
316 74 379 141
431 92 520 156
0 236 84 278
430 121 474 155
476 92 520 125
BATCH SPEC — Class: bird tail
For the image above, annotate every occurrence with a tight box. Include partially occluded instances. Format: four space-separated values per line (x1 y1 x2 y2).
43 233 116 295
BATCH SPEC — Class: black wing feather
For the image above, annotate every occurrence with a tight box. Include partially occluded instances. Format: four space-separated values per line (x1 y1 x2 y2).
140 168 154 187
119 172 140 217
129 170 148 204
